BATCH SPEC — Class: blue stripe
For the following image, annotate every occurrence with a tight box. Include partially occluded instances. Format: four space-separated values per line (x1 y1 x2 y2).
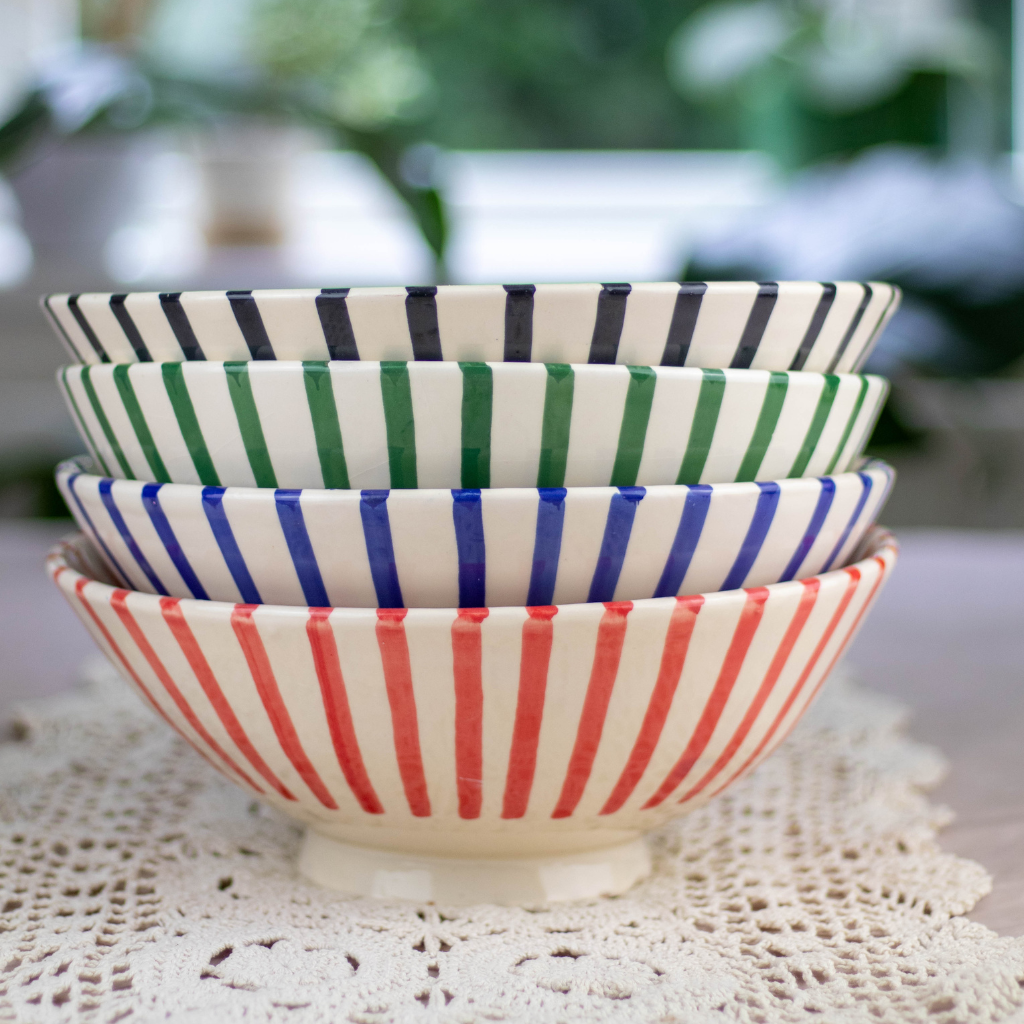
200 488 262 604
275 490 330 608
778 478 836 583
821 472 874 572
452 489 486 608
527 488 566 606
140 483 209 600
64 473 132 586
359 490 404 609
720 482 781 591
653 485 712 598
98 479 169 596
587 487 646 603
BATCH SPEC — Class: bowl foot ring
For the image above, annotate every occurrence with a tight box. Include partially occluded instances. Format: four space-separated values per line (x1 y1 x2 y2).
298 831 652 905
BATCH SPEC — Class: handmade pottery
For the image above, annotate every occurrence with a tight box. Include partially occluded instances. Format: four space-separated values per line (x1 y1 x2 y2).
58 361 889 490
57 456 893 609
43 282 900 372
48 527 897 904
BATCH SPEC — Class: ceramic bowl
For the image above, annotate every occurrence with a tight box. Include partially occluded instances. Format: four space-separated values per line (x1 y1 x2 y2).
59 361 888 490
57 456 893 609
49 527 897 904
44 282 900 373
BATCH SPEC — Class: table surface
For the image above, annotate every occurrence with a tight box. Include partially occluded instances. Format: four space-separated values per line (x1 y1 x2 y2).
2 521 1022 936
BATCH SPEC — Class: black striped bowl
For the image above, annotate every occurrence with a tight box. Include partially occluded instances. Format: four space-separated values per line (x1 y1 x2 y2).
56 456 893 608
49 527 896 902
59 361 888 491
44 282 900 373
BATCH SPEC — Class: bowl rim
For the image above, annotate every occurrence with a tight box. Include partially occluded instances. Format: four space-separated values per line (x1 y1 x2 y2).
58 359 886 380
45 281 899 299
56 453 895 499
48 525 898 620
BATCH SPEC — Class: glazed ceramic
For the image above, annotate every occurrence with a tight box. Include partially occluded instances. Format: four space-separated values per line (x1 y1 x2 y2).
58 362 889 490
57 456 893 609
43 282 900 373
49 527 897 904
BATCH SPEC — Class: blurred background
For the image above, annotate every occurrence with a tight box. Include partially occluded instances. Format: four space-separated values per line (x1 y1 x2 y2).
2 0 1024 527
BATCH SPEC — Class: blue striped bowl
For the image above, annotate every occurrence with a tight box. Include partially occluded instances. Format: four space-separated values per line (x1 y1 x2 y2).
57 457 893 609
44 282 899 373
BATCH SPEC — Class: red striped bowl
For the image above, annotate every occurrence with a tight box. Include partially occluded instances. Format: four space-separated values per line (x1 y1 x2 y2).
48 528 897 905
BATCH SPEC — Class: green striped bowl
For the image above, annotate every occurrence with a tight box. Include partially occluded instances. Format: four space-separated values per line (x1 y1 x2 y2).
59 361 888 490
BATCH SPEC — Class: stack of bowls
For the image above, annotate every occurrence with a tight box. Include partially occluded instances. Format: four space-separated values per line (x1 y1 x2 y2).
43 281 901 905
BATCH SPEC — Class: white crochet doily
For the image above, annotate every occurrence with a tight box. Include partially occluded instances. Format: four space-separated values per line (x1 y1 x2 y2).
1 656 1023 1024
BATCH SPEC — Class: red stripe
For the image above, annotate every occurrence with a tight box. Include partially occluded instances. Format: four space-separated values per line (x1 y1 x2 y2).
707 567 863 800
230 605 338 809
501 606 557 819
73 580 189 739
600 594 704 815
375 608 431 817
452 608 488 819
72 582 232 783
161 597 296 802
551 602 633 819
676 578 820 804
108 590 264 793
776 556 888 744
642 588 770 809
306 608 384 814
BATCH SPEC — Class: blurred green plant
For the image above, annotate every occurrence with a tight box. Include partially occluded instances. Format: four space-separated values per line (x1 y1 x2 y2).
0 0 1010 274
1 0 450 276
665 0 1000 168
252 0 431 128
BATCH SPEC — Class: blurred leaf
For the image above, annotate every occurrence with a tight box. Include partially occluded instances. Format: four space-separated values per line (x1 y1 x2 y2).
0 94 52 171
343 124 448 269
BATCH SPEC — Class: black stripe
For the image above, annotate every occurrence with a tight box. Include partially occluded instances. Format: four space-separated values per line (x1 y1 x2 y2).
227 290 275 360
159 293 205 360
660 282 707 366
67 295 110 363
788 283 836 371
316 288 359 360
42 296 87 362
109 294 152 362
854 285 899 370
729 282 778 369
405 286 443 360
503 284 535 361
588 283 631 364
826 284 873 373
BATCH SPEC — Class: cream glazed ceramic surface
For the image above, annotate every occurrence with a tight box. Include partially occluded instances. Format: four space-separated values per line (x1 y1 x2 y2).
57 456 894 609
44 282 900 373
58 361 889 491
48 528 897 904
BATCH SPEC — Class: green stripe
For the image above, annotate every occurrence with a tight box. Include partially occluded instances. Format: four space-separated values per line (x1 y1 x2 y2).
735 371 789 482
162 363 220 486
224 362 277 488
537 364 574 488
788 374 840 478
61 368 112 477
380 362 417 488
112 365 169 483
303 362 349 489
676 369 726 485
611 366 657 486
824 376 870 475
460 362 492 488
80 366 134 479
